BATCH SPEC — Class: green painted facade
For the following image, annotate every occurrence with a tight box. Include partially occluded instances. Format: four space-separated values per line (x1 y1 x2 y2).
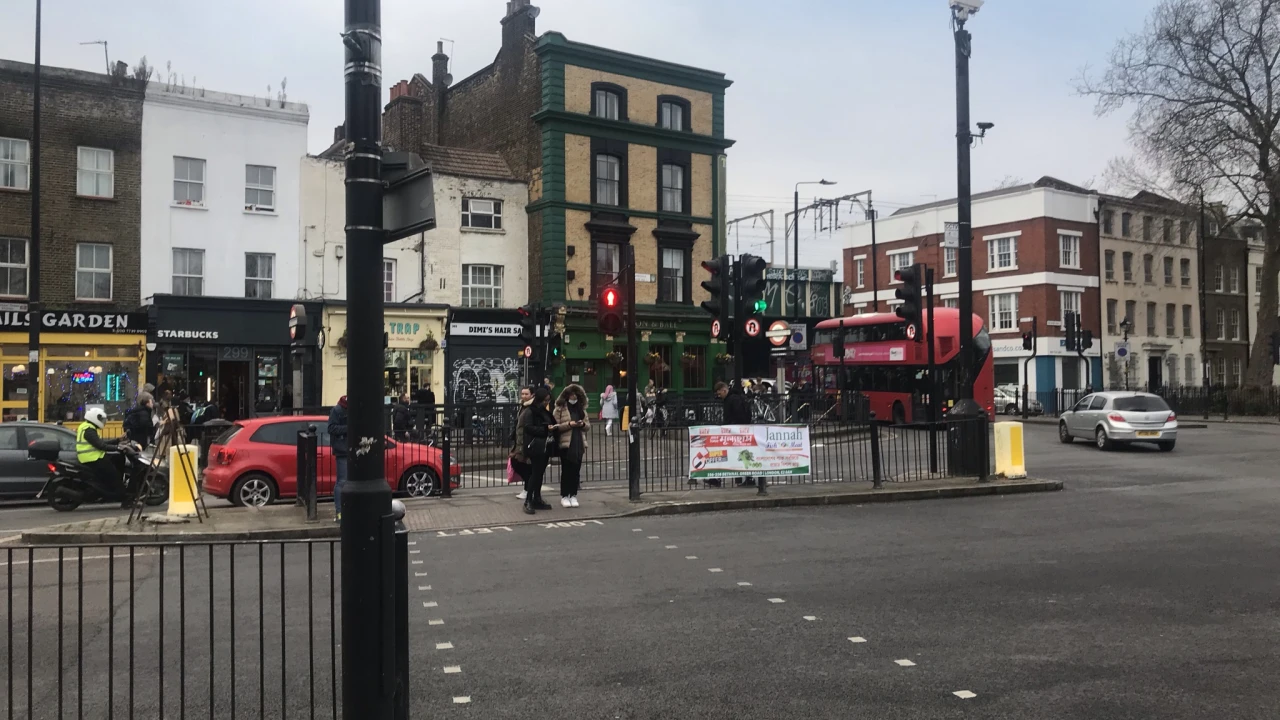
531 33 734 399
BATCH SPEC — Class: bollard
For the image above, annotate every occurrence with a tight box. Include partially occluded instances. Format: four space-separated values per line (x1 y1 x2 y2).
440 426 452 499
296 426 318 521
993 421 1027 479
756 473 767 496
391 499 409 720
869 411 883 489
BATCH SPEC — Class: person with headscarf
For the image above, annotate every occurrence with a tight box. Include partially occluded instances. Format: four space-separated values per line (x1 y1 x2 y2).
553 384 590 507
599 384 620 436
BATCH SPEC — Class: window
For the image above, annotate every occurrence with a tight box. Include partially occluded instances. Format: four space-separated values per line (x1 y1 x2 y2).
987 236 1017 271
0 138 29 190
1060 290 1082 325
1229 268 1240 293
171 248 204 296
592 86 623 120
1185 356 1195 386
1059 234 1080 269
1179 221 1191 245
173 157 205 205
944 247 957 277
1165 303 1176 336
1142 216 1153 242
889 251 914 274
1143 254 1154 283
1102 210 1114 235
1231 358 1243 387
593 243 622 297
988 293 1018 332
1183 305 1193 337
1167 355 1179 386
855 259 865 288
1146 302 1156 336
943 297 959 309
1122 252 1134 282
461 198 502 230
1104 250 1115 281
1213 357 1226 386
245 253 274 299
1121 212 1132 237
1209 220 1220 236
682 345 706 389
1215 308 1225 339
75 243 112 300
1163 257 1174 286
0 238 28 298
1256 266 1263 295
661 164 684 213
76 147 114 198
1106 299 1117 335
461 264 504 308
658 247 687 303
244 165 275 210
595 154 621 206
1162 219 1173 244
658 98 689 131
1181 259 1192 287
1125 300 1137 330
1229 309 1241 340
1214 265 1223 292
383 259 396 302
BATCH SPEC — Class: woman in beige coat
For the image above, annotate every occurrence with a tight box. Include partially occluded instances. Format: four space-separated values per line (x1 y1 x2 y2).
552 384 590 507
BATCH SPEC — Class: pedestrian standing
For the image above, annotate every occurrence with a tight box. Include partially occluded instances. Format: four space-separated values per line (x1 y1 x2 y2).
553 384 590 507
512 386 534 500
716 381 754 488
328 396 350 521
599 385 619 436
392 392 411 441
518 385 556 514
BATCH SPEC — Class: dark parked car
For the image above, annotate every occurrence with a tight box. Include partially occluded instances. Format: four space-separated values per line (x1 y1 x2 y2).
0 423 79 500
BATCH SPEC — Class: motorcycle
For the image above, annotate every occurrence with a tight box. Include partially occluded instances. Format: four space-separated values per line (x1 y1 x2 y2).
29 439 169 512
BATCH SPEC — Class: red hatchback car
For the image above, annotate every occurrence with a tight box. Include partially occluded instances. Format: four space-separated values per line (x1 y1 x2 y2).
204 416 462 507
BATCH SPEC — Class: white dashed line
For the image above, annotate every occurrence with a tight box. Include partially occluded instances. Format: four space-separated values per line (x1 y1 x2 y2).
767 598 785 603
423 601 439 608
415 572 428 577
737 582 753 587
632 528 642 532
412 561 423 565
848 637 866 643
647 536 660 540
685 556 698 560
894 659 916 667
453 697 471 705
407 541 417 546
428 619 444 626
803 616 817 621
665 545 678 549
410 550 421 554
443 666 462 674
708 568 723 573
436 642 454 650
418 585 432 591
953 691 976 699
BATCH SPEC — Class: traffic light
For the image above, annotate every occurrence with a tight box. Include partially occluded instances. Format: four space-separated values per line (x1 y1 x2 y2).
598 284 625 336
1270 331 1280 365
893 264 924 342
1064 311 1079 352
546 332 563 363
700 255 732 327
1080 329 1094 351
737 254 768 326
1022 331 1034 351
832 321 846 360
518 303 538 346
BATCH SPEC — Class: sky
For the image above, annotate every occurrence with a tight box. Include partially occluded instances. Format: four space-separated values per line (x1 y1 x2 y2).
6 0 1161 273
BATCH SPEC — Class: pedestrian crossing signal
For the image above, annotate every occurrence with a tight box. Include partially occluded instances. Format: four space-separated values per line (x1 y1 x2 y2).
598 285 624 336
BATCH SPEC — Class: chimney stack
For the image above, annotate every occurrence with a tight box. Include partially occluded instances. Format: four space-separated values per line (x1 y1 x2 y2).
432 42 452 90
501 0 539 58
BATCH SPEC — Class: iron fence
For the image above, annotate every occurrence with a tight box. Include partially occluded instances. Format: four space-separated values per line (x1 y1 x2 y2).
2 540 341 720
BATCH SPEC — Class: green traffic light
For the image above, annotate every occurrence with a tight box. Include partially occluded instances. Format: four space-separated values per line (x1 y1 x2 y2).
753 299 767 313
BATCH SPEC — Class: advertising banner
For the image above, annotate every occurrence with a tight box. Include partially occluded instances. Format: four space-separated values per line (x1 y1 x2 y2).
688 424 812 479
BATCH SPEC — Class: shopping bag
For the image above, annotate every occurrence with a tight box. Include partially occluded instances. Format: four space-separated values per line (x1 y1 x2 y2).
506 457 521 484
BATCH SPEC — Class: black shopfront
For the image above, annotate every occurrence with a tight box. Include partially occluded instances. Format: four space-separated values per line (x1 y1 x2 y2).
146 295 323 420
444 307 526 405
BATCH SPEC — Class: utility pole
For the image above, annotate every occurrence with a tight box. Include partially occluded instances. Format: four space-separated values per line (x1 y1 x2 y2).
625 244 640 502
340 0 394 716
953 8 974 402
28 0 42 422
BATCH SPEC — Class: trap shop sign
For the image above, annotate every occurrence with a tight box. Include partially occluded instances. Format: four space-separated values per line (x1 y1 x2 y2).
687 424 812 480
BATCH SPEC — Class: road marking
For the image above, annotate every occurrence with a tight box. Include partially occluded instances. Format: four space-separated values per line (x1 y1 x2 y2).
453 697 471 704
848 637 867 643
443 666 461 674
708 568 723 573
953 691 976 699
428 619 444 626
768 598 785 604
665 545 678 549
647 536 660 539
418 585 432 591
436 642 453 650
803 616 817 621
632 528 642 532
737 582 752 587
407 541 417 546
423 601 439 608
895 659 916 667
415 572 428 577
412 561 423 565
410 550 421 554
685 556 698 560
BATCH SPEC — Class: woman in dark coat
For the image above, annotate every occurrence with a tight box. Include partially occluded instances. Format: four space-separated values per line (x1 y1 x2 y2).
515 385 556 514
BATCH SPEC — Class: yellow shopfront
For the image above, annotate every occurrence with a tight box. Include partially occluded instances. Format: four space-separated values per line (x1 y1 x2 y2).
0 310 148 425
321 303 447 406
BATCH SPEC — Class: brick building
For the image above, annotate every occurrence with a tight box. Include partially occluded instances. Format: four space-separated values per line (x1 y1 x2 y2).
380 0 734 398
0 60 147 422
841 177 1102 408
1202 213 1251 387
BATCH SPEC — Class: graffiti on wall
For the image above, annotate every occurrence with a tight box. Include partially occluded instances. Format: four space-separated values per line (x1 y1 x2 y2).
450 356 522 404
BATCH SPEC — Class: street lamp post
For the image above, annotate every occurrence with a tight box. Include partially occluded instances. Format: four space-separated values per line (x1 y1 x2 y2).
1119 317 1133 390
28 0 42 422
846 190 878 312
792 180 836 319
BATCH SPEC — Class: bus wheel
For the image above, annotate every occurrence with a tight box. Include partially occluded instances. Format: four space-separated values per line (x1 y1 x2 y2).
891 402 906 426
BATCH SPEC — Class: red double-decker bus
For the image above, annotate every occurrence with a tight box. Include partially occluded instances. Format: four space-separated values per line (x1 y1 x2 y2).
810 309 995 422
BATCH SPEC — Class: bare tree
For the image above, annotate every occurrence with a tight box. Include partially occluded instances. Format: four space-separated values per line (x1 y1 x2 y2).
1081 0 1280 385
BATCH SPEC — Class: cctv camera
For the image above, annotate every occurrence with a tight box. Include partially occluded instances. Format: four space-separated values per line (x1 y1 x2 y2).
949 0 983 13
977 122 994 131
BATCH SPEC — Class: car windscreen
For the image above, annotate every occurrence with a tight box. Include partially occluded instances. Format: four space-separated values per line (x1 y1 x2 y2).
1112 396 1170 412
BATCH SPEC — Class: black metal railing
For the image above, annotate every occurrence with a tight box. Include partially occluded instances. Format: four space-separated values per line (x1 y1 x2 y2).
2 540 342 719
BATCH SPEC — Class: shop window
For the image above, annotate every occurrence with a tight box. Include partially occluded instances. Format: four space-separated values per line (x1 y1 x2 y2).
172 248 204 296
461 198 502 230
0 237 28 298
648 344 672 389
44 348 139 423
245 253 274 299
244 164 276 211
75 243 112 301
682 345 707 389
77 147 114 198
461 264 504 308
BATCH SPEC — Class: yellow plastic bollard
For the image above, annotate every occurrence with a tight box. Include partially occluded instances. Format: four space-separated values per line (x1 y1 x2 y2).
167 444 199 517
993 421 1027 479
621 405 630 432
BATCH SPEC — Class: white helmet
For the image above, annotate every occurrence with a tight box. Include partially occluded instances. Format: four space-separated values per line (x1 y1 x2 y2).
84 408 107 429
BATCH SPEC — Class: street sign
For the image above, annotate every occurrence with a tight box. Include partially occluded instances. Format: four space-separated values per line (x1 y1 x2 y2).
289 304 308 345
905 324 917 341
767 320 790 347
744 318 762 338
523 345 533 358
711 319 722 339
789 325 809 351
1115 342 1130 359
943 222 959 248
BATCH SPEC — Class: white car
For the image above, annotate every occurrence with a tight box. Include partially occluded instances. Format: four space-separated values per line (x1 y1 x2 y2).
995 386 1042 415
1058 391 1177 451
